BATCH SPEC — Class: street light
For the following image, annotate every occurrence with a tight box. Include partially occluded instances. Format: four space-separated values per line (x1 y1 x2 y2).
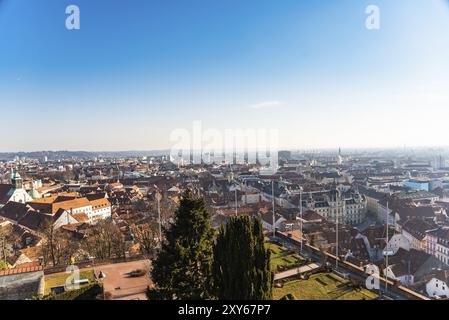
97 270 106 300
155 191 162 247
385 201 389 294
335 190 340 270
272 180 276 238
299 187 303 253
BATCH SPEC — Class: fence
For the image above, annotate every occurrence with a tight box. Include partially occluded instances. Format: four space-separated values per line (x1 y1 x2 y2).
43 254 153 275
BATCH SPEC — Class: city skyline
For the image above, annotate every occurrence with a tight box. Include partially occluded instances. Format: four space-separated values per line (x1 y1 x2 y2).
1 0 449 151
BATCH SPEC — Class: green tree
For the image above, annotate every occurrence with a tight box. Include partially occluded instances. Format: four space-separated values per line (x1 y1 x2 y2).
212 216 273 300
150 190 215 300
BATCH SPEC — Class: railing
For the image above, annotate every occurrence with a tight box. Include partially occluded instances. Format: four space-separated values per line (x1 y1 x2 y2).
276 231 430 300
43 254 153 275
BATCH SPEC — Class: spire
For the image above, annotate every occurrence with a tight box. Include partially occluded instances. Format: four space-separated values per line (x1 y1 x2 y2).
337 147 343 166
11 168 23 189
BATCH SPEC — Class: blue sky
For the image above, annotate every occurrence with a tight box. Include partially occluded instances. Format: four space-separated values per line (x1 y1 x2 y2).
1 0 449 151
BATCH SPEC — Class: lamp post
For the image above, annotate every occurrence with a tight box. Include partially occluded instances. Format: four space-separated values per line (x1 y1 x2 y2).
335 190 339 270
235 188 238 216
155 191 162 247
272 180 276 238
299 187 303 253
385 201 389 294
98 270 106 300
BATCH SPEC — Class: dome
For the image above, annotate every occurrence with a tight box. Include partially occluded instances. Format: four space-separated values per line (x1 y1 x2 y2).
29 187 41 199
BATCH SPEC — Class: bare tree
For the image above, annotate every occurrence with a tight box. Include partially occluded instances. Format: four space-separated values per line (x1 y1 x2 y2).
40 222 78 267
83 220 128 260
0 226 8 269
131 223 158 255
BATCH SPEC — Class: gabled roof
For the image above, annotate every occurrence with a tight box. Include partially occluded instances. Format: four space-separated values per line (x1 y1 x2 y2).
430 269 449 284
90 198 111 209
402 218 435 241
388 248 436 276
260 212 285 225
302 210 325 222
0 184 12 205
396 205 437 221
0 201 33 222
71 212 89 223
51 197 91 213
19 211 53 231
427 228 449 246
86 192 107 201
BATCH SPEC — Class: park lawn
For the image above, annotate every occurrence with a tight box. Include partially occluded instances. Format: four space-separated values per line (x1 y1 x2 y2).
265 242 306 271
274 272 378 300
44 269 95 295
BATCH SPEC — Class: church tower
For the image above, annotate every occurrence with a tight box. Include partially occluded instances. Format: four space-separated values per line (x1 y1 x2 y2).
11 169 23 190
337 147 343 166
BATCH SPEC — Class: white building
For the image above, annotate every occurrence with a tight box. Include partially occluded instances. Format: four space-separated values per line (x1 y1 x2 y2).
0 170 32 207
303 189 367 225
426 272 449 298
384 233 411 256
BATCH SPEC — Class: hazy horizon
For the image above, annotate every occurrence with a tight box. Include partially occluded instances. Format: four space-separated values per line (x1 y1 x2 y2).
2 145 449 155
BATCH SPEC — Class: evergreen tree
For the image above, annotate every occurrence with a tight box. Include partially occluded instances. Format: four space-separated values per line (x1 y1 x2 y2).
150 190 215 299
213 216 273 300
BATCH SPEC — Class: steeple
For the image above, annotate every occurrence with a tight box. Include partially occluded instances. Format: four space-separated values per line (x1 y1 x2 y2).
11 169 23 190
336 147 343 166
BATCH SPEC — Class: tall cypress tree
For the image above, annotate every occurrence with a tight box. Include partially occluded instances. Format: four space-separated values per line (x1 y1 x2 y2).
213 216 273 300
150 190 215 299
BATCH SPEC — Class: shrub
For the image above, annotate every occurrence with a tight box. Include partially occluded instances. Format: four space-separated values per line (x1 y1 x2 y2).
44 283 103 300
280 293 296 300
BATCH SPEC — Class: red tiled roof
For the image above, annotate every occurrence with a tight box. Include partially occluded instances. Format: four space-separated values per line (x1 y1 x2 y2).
0 265 42 276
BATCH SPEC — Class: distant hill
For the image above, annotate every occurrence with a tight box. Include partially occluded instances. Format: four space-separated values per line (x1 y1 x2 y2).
0 150 170 161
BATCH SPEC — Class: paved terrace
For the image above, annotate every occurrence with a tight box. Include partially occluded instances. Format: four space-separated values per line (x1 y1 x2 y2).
94 259 152 300
274 263 320 281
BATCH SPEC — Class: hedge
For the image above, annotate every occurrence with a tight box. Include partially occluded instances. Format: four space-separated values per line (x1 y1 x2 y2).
43 283 103 300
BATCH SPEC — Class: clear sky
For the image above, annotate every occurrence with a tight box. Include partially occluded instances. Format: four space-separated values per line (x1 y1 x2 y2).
1 0 449 152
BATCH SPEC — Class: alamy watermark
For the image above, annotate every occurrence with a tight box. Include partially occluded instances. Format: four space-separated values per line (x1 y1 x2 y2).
365 264 380 290
365 4 380 30
66 5 80 30
169 121 279 170
63 4 379 32
65 264 81 290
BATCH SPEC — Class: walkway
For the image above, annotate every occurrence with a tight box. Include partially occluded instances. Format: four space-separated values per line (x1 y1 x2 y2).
274 263 320 281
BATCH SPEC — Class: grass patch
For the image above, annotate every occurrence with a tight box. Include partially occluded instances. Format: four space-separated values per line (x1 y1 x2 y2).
265 242 306 271
44 269 95 296
315 277 327 286
274 272 378 300
325 274 339 283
